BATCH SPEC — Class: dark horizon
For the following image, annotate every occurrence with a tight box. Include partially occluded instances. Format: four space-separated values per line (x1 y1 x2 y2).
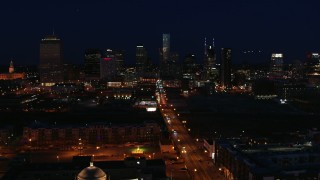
1 0 320 65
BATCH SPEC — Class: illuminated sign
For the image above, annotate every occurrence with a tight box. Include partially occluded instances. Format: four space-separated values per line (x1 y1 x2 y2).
103 58 112 61
272 53 283 58
312 53 319 58
146 107 157 112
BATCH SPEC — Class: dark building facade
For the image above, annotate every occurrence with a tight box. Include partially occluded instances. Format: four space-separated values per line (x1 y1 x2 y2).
100 49 117 80
39 35 63 85
220 48 232 89
215 140 320 180
84 49 101 81
112 49 125 76
100 49 125 80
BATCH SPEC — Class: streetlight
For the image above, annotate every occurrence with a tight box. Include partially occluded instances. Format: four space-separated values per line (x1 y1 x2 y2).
56 155 59 162
28 138 32 147
153 152 155 159
78 138 83 156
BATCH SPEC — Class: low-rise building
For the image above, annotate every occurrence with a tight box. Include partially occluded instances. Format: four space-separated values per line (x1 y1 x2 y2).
215 140 320 180
22 122 161 146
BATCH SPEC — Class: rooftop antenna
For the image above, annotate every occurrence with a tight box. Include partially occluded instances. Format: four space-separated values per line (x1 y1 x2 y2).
204 37 207 56
213 38 215 47
52 27 55 36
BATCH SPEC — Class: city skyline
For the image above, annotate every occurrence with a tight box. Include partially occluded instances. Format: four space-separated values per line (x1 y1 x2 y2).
1 1 320 65
1 1 320 179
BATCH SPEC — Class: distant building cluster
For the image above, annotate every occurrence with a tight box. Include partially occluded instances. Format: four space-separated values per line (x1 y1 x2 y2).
0 33 318 98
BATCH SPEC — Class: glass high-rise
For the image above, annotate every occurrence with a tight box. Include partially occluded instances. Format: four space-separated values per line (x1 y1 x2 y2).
162 34 170 64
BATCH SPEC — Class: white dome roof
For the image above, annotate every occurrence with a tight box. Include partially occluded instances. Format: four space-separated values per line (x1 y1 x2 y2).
77 162 107 180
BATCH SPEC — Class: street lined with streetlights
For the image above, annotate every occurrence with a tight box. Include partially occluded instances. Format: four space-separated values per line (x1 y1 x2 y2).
156 85 221 180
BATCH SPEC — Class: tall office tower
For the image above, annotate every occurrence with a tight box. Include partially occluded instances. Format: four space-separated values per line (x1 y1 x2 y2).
162 34 170 64
169 52 180 79
183 54 197 79
305 53 320 86
113 49 125 76
161 33 178 78
84 49 101 81
100 49 117 80
39 34 63 85
101 49 125 77
203 38 217 80
306 52 320 75
269 53 284 79
136 44 148 76
220 48 232 89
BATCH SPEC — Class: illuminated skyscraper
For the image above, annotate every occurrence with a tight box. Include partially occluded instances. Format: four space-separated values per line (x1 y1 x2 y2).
84 49 101 81
203 38 217 80
162 34 170 64
160 34 178 78
39 34 63 85
305 53 320 86
306 52 320 75
220 48 232 89
270 53 283 79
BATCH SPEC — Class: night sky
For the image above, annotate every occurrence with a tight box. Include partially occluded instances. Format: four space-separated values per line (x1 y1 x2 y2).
1 0 320 66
